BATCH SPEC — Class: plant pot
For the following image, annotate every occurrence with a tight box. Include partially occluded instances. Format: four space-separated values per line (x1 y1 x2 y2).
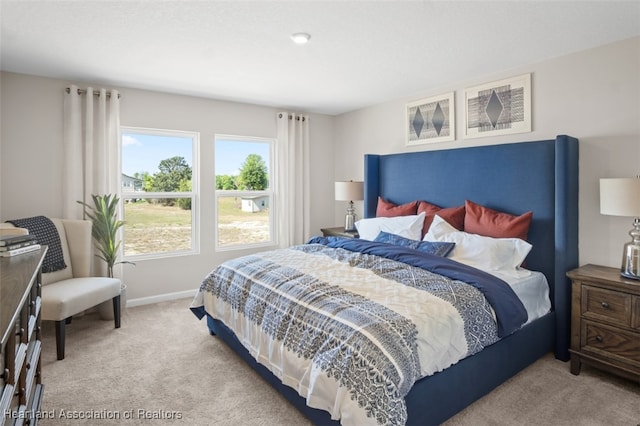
98 284 127 320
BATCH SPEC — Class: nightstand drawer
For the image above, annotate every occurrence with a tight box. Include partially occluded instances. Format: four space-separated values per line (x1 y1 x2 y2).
581 285 632 327
568 264 640 382
582 320 640 369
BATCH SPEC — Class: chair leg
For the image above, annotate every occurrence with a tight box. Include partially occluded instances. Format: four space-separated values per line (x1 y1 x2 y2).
55 319 68 360
113 295 121 329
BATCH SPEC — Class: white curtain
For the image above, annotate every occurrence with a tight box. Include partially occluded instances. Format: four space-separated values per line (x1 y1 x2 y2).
63 85 121 219
276 112 311 247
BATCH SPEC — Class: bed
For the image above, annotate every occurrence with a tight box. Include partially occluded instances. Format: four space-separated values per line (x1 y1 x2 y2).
191 135 579 425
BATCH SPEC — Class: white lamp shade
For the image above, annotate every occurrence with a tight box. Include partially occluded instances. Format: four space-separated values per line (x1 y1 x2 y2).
600 178 640 217
335 181 364 201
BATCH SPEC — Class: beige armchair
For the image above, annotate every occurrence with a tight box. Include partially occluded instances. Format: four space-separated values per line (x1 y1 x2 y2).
7 218 121 360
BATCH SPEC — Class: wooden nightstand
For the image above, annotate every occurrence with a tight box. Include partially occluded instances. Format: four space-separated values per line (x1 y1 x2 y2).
566 264 640 383
320 227 359 238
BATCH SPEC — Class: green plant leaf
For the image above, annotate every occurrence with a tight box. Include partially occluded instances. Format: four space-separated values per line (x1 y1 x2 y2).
77 193 135 278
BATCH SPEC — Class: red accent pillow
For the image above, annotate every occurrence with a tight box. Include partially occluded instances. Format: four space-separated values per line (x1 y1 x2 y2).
464 200 533 241
376 197 419 217
417 201 465 237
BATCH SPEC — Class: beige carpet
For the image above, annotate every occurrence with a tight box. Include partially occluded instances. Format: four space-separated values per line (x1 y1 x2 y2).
38 298 639 426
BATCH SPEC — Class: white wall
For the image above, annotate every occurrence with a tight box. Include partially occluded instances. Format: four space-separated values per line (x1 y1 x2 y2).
2 36 638 302
0 72 335 302
333 36 640 270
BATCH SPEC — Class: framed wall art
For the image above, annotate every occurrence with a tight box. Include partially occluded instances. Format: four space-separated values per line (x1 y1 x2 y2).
406 92 455 145
464 73 531 139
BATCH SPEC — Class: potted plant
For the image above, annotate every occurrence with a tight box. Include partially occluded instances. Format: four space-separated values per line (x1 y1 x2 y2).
78 194 134 319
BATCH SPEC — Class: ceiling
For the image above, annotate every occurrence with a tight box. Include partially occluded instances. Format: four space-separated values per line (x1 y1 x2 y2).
1 1 639 116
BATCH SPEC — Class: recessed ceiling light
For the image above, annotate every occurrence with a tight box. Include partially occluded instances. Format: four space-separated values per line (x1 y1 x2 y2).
291 33 310 44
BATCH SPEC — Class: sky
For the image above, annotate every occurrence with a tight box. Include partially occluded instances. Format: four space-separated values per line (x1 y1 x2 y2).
214 139 271 176
122 132 270 177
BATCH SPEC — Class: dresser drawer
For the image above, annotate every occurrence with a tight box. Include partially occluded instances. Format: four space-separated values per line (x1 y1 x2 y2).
0 383 15 420
581 285 632 327
581 320 640 369
24 340 41 407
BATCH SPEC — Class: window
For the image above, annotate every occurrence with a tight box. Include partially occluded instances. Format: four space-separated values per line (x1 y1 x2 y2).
215 135 275 250
121 127 198 259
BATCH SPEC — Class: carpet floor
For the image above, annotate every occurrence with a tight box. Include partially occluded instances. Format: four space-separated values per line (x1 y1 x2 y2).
38 298 639 425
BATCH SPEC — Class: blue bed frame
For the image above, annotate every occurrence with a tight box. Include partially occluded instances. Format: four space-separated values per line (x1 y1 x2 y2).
205 135 579 425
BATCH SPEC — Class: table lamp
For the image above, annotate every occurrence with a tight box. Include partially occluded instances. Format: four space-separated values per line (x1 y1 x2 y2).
600 177 640 280
335 181 364 232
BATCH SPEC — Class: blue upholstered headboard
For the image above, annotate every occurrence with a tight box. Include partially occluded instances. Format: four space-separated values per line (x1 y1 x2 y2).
363 135 579 359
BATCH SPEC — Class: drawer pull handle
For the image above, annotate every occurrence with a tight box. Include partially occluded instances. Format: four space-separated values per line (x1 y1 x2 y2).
600 301 609 309
595 335 603 343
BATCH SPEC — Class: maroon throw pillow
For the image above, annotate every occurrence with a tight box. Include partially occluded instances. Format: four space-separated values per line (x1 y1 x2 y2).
418 201 465 237
464 200 533 241
376 197 419 217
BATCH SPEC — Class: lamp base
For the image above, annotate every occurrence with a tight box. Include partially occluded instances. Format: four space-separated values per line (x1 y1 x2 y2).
620 218 640 280
344 201 357 232
344 214 357 232
620 241 640 280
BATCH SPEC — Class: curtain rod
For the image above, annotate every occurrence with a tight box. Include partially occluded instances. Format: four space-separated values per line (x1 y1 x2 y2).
278 113 307 121
65 87 121 99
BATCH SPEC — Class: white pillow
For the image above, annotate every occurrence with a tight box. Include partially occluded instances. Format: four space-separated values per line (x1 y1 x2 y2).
424 215 532 277
356 212 425 241
423 213 460 240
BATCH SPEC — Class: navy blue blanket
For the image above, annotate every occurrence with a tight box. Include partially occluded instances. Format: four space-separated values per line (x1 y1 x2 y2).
7 216 67 273
308 236 528 337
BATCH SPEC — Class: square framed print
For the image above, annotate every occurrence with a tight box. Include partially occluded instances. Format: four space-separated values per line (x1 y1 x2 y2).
406 92 455 145
464 73 531 139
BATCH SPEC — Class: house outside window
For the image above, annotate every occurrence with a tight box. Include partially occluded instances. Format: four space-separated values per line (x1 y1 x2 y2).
122 173 143 195
121 127 199 259
215 135 275 250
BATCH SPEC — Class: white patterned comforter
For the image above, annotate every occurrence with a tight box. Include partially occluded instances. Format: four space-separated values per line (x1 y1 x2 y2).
191 242 521 425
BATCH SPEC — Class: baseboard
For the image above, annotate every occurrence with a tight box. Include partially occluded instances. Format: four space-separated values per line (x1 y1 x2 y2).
127 289 197 308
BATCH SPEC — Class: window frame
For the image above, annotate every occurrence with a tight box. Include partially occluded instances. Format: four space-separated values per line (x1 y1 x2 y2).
120 126 200 261
214 134 276 251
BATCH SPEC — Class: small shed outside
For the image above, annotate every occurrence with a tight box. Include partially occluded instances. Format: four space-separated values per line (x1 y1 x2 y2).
241 196 269 213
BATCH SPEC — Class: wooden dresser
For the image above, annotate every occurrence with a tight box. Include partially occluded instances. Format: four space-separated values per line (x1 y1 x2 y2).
567 264 640 383
1 247 47 425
